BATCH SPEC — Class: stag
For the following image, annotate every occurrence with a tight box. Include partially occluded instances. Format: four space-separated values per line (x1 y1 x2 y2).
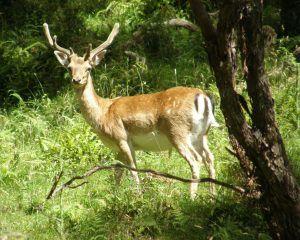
43 23 219 198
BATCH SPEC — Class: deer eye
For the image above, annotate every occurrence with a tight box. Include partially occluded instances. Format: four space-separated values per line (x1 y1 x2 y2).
87 67 92 72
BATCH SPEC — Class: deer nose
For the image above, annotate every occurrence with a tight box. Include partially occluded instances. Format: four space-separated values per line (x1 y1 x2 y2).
72 78 81 84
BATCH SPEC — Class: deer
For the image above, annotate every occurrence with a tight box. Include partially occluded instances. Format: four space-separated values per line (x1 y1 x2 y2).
43 22 219 199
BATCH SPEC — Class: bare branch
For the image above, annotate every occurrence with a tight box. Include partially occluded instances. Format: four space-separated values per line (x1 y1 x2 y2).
46 170 64 200
46 163 245 200
123 18 200 49
67 181 88 189
164 18 200 32
124 51 146 64
208 10 219 17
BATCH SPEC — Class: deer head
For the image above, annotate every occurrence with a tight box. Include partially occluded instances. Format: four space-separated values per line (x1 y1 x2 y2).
43 23 120 87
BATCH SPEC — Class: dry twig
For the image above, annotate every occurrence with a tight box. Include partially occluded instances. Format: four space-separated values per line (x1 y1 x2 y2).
46 170 63 200
123 18 200 48
164 18 200 32
46 163 245 200
124 50 146 64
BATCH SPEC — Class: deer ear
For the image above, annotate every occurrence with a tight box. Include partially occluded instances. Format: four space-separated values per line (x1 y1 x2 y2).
91 50 107 66
54 50 69 67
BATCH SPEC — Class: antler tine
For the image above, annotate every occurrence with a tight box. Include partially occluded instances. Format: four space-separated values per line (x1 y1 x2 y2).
43 23 71 56
43 23 54 46
69 47 74 55
52 35 71 55
84 43 92 61
90 23 120 57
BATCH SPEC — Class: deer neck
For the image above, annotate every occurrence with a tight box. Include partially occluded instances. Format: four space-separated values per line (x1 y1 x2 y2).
75 74 108 129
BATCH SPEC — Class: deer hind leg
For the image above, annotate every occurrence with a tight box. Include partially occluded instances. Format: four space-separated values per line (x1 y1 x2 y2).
173 139 201 199
118 140 140 186
196 135 216 194
203 136 216 194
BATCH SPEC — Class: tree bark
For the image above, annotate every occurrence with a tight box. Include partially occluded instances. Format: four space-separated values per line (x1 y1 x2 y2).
189 0 300 239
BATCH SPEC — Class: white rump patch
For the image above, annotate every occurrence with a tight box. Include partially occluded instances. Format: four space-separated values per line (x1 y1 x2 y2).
191 94 206 135
205 96 219 128
189 94 219 144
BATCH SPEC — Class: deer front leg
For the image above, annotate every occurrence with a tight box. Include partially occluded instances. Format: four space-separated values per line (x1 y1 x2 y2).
118 140 140 186
114 152 126 185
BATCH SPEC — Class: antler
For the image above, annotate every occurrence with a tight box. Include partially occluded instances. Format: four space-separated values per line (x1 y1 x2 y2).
43 23 71 56
87 23 120 59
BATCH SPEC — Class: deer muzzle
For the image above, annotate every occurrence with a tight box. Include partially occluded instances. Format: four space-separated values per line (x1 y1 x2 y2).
72 78 81 84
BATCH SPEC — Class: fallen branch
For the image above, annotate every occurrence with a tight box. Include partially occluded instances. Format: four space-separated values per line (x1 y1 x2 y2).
46 170 63 200
208 10 220 17
123 18 200 48
164 18 200 32
124 50 146 64
46 163 245 200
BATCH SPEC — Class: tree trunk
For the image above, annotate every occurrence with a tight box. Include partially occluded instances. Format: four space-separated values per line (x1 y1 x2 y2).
189 0 300 239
